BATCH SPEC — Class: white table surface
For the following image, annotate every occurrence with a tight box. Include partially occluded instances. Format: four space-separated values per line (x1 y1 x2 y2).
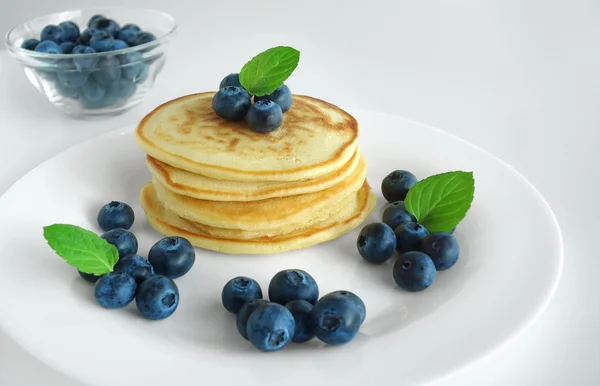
1 0 598 385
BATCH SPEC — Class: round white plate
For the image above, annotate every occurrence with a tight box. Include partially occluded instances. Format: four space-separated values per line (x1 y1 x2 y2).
0 110 562 386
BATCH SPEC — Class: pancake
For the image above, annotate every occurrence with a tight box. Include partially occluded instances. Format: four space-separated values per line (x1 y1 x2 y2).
134 92 359 182
176 193 355 240
151 155 368 231
146 148 361 201
139 182 377 255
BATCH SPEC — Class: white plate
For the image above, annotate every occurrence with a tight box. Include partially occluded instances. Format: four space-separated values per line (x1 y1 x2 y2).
0 110 563 386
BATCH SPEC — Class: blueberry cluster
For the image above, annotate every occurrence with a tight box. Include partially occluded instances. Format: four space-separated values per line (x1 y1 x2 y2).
22 15 156 54
21 15 156 109
212 73 293 133
81 201 196 320
356 170 460 292
221 269 366 351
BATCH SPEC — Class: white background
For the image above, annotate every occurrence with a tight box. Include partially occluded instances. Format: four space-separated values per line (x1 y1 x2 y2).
0 0 598 385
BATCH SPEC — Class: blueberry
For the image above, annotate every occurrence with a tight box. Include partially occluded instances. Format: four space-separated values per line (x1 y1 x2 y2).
381 170 418 203
420 232 460 270
310 292 362 345
93 272 137 309
268 269 319 305
34 40 62 54
246 303 295 352
255 85 292 113
72 45 98 71
148 236 195 279
116 29 140 46
78 269 102 283
246 99 283 133
97 201 135 231
357 222 396 264
329 290 367 325
285 300 315 343
90 31 114 52
54 81 80 99
40 25 66 44
394 222 430 254
82 94 114 110
111 39 129 51
131 32 156 46
134 63 149 84
135 275 179 320
107 78 136 102
59 41 76 54
221 276 263 314
88 14 106 27
89 18 120 37
58 21 80 42
119 52 145 80
57 70 88 88
382 201 417 230
100 228 138 258
36 68 58 82
219 73 241 89
393 251 436 292
212 86 251 121
236 299 268 340
21 38 39 50
92 57 121 86
79 29 98 45
113 254 154 284
81 77 107 108
120 24 141 33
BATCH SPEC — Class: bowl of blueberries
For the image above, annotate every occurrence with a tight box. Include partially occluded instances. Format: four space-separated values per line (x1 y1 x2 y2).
4 8 177 118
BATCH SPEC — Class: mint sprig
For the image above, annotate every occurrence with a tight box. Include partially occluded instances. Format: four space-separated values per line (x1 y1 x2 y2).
239 46 300 96
43 224 119 275
405 171 475 233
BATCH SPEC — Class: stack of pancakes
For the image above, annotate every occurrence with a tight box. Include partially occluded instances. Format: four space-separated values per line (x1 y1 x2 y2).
134 92 376 254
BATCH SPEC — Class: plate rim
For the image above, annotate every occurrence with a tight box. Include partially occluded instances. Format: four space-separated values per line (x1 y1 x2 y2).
0 109 564 385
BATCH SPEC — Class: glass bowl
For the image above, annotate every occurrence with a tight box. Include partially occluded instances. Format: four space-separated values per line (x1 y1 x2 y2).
4 7 177 118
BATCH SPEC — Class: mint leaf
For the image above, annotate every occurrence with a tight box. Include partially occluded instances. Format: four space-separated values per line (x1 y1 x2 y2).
239 46 300 96
43 224 119 275
405 171 475 233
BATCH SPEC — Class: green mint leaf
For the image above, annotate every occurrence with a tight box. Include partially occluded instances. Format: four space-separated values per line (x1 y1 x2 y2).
239 46 300 96
43 224 119 275
405 171 475 233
